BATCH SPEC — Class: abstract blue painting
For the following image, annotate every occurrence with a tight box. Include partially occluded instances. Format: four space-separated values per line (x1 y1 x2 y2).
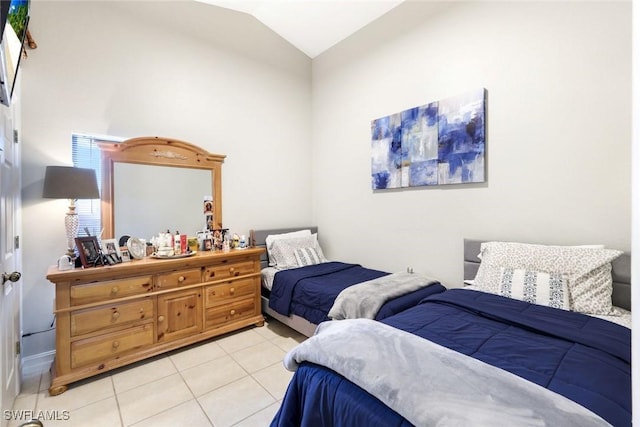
437 88 486 184
371 112 402 189
371 88 486 189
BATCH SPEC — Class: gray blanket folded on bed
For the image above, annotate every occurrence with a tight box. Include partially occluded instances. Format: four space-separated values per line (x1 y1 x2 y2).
284 319 610 427
327 271 438 320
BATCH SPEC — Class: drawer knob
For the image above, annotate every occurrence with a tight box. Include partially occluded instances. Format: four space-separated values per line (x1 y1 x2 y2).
229 287 235 294
230 309 236 315
158 315 165 322
229 267 235 273
111 287 119 294
178 276 185 282
112 341 120 349
112 312 120 320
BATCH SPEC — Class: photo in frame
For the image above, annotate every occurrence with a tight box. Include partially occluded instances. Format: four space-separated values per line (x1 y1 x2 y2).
101 238 122 258
120 247 131 262
75 236 102 268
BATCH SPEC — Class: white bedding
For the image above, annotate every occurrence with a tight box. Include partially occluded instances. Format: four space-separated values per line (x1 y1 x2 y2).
261 266 280 291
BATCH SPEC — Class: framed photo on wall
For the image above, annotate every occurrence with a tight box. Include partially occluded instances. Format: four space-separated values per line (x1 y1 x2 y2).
75 236 101 268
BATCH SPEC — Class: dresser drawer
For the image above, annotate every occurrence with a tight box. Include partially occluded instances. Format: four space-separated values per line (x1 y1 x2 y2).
156 268 201 290
71 324 154 368
204 298 256 329
70 276 153 306
204 260 255 282
204 278 256 308
70 299 154 337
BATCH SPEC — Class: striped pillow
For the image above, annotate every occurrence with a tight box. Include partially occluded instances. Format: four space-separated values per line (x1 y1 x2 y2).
499 267 569 310
294 247 322 266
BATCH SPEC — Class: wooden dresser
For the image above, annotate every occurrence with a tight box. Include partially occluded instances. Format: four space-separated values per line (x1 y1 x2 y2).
45 247 264 395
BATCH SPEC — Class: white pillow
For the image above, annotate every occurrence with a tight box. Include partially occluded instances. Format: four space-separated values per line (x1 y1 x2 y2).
499 267 569 310
270 234 327 268
294 247 322 266
265 229 312 266
474 242 622 315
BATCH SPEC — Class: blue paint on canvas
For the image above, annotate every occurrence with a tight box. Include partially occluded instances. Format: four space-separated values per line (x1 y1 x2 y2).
437 88 486 184
371 88 485 189
405 102 439 187
409 159 439 186
371 113 403 189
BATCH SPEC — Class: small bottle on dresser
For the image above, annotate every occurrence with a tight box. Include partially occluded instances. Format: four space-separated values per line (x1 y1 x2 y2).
174 231 182 255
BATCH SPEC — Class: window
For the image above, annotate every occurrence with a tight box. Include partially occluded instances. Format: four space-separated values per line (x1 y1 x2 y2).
71 133 124 238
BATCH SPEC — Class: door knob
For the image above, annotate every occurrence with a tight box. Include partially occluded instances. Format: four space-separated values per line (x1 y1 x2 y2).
2 271 21 285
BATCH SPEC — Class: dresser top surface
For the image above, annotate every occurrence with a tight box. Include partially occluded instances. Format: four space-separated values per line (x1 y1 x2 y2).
46 247 265 283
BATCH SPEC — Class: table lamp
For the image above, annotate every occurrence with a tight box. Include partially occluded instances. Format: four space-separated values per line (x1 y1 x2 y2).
43 166 100 257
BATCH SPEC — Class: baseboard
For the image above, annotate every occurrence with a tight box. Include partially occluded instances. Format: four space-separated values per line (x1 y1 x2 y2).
21 350 55 377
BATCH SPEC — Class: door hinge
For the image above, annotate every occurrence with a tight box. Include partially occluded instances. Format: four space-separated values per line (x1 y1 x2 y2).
14 235 19 250
13 129 18 144
15 341 20 355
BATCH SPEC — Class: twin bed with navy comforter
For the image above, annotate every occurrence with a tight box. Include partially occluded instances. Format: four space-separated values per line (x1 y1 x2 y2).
250 230 631 426
268 261 445 325
273 289 630 426
250 227 444 336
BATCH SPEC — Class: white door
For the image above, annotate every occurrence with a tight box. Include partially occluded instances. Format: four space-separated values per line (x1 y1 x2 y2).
0 104 21 427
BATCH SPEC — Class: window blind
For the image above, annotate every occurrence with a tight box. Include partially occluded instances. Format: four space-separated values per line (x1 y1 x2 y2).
71 133 124 238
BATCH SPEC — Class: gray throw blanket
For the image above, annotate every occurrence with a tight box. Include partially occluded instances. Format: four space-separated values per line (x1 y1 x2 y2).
284 319 611 427
328 271 438 320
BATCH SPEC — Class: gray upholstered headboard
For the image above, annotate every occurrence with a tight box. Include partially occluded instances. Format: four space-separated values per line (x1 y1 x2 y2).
250 227 318 270
463 239 631 311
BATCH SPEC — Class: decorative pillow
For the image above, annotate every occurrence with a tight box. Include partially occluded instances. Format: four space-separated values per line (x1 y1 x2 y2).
294 247 322 266
499 268 569 310
270 234 327 268
474 242 623 315
265 229 311 266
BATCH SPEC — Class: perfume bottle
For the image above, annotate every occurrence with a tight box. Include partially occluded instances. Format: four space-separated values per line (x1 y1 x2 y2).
174 231 182 255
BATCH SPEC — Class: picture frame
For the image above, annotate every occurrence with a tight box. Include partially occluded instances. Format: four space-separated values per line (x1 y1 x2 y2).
104 253 121 265
75 236 102 268
101 238 122 258
120 247 131 262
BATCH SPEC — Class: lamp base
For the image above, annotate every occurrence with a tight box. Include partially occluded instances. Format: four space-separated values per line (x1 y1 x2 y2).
65 200 79 260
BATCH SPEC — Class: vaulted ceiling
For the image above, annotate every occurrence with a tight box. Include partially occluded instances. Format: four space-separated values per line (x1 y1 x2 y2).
195 0 404 58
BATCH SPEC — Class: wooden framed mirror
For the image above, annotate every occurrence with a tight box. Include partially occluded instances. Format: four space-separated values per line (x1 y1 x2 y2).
97 136 225 240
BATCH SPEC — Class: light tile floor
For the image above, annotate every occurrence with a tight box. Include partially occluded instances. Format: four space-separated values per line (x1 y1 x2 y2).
9 318 305 427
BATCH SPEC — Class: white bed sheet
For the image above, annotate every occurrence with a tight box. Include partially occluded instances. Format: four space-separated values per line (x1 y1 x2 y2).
261 266 280 291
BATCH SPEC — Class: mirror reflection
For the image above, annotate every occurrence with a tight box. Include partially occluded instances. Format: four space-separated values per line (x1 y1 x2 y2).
113 163 212 240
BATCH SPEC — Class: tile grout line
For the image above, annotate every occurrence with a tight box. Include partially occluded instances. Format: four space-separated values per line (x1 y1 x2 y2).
170 351 215 427
111 375 126 427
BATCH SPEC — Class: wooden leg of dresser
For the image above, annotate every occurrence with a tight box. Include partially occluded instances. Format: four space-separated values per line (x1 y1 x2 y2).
48 384 68 396
255 316 265 327
48 358 68 396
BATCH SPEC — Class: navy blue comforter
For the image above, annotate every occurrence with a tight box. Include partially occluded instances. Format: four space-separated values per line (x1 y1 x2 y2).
272 289 631 427
268 262 445 324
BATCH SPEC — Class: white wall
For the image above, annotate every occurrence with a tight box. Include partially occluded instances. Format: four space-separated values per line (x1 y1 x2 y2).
20 1 312 358
18 0 632 363
311 1 631 288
